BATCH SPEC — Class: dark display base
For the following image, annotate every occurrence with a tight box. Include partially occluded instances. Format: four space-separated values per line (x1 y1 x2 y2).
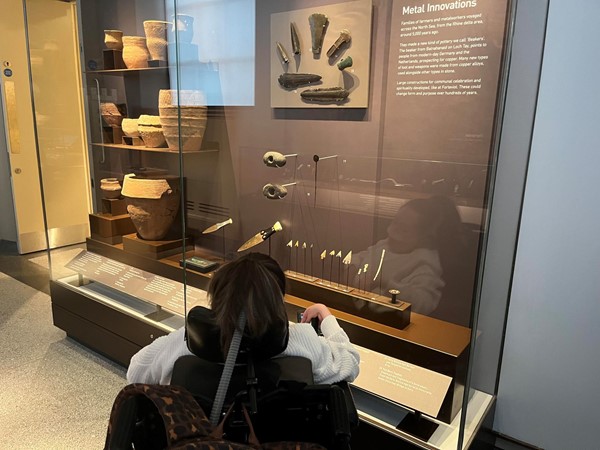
122 233 194 260
396 413 439 441
102 126 124 144
50 280 168 367
286 273 411 330
103 49 125 70
122 136 143 146
90 232 122 245
102 197 127 216
148 59 167 67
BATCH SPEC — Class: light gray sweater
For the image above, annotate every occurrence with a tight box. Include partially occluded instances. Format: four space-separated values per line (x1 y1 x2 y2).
126 315 360 385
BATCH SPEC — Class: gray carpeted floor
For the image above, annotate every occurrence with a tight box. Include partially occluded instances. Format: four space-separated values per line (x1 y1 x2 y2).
0 270 127 449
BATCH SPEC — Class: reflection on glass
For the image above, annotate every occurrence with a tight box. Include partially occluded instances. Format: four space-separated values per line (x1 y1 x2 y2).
353 195 475 323
166 0 255 106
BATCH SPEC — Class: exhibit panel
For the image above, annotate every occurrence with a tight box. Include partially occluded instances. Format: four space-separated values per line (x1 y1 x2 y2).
26 0 524 448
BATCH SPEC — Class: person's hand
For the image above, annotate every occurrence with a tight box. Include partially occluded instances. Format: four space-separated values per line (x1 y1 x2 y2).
301 303 332 325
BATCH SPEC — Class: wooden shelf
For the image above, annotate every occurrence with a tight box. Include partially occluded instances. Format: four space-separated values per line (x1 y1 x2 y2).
85 67 169 75
92 142 218 154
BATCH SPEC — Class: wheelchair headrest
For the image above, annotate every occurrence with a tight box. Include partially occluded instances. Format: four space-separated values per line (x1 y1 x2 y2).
186 306 289 363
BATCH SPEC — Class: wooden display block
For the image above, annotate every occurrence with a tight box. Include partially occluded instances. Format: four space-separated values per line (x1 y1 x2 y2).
122 233 193 260
286 274 411 330
101 198 127 216
90 232 123 245
102 126 124 144
103 49 125 70
89 213 136 238
122 136 144 146
148 59 167 67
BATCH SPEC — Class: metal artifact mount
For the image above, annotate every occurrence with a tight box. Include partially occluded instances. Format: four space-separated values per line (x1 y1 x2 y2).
389 289 401 305
312 153 338 207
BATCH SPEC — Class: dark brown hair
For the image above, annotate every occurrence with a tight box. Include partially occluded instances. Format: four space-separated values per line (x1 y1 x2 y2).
207 252 288 356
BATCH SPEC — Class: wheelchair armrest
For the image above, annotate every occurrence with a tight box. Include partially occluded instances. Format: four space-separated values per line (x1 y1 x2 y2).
335 381 359 429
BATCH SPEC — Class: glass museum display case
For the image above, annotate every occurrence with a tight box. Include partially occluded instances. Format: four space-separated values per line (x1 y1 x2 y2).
14 0 548 448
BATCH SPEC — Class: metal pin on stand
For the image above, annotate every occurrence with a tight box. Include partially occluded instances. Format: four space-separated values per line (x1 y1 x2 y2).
313 154 338 207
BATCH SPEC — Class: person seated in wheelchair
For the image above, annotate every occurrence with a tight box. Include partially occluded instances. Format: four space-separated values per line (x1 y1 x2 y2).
126 252 360 386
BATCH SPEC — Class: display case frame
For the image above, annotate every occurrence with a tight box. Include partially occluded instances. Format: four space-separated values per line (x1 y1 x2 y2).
24 0 550 448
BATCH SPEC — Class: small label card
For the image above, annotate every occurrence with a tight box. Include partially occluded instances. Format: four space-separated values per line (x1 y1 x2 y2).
352 346 452 418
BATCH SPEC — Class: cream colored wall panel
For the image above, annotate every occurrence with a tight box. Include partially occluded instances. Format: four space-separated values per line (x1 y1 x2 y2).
27 0 91 232
0 0 46 252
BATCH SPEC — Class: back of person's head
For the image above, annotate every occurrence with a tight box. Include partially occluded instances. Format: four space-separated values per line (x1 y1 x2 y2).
208 252 288 357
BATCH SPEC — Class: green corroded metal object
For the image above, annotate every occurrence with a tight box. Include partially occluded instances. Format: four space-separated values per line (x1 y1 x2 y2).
278 72 322 89
309 13 328 55
300 87 350 102
337 56 353 70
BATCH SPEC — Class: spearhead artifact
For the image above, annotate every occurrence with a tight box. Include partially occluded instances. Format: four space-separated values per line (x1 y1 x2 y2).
327 29 351 58
309 13 329 55
290 22 301 55
342 250 352 265
276 42 290 64
202 218 233 234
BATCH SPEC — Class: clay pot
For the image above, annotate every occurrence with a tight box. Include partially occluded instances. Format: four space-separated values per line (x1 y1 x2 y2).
121 173 180 240
104 30 123 50
100 102 123 127
158 89 207 151
122 36 150 69
121 118 139 137
143 20 169 61
100 178 122 199
138 115 166 148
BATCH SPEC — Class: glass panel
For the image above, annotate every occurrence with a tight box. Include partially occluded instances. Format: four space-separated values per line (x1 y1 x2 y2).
24 0 517 447
177 1 511 448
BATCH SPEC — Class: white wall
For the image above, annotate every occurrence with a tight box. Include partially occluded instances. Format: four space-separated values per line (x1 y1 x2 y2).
494 1 600 448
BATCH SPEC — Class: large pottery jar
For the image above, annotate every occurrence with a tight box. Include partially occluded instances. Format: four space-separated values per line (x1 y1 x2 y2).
138 115 166 148
104 30 124 50
159 89 207 151
143 20 169 61
121 173 180 241
122 36 150 69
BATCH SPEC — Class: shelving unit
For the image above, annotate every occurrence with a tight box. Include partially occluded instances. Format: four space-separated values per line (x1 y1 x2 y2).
92 142 215 154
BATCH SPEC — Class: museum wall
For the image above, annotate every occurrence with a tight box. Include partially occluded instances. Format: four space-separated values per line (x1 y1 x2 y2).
0 104 18 242
494 0 600 448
